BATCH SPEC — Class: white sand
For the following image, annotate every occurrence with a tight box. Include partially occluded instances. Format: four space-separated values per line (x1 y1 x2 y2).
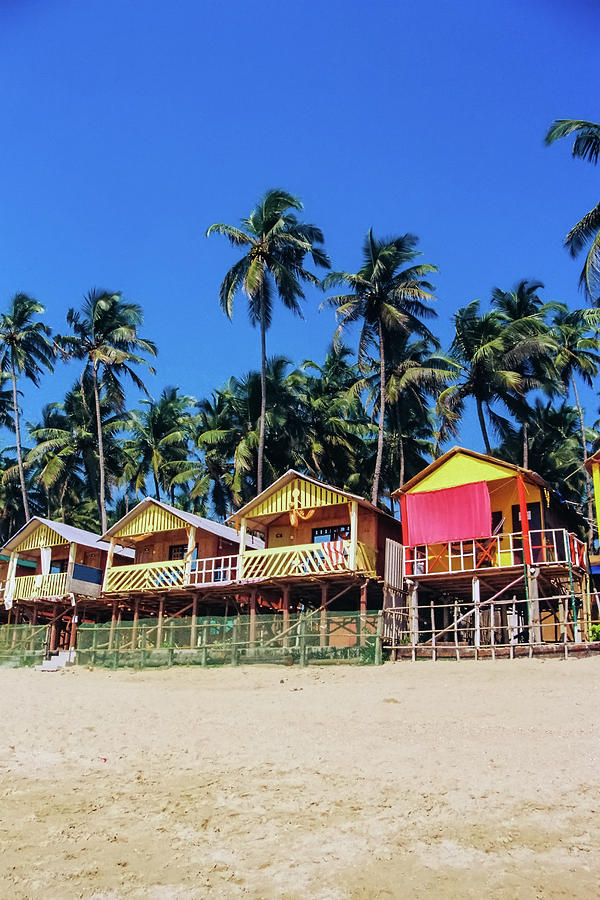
1 658 599 899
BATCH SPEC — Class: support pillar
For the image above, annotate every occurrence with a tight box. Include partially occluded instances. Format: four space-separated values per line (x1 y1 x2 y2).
359 580 368 647
102 538 116 591
190 595 198 649
157 598 164 647
69 611 78 650
472 576 481 652
132 596 140 648
527 566 542 644
349 501 358 570
249 590 257 649
108 600 117 650
517 474 532 565
409 581 419 656
320 583 328 647
282 584 290 648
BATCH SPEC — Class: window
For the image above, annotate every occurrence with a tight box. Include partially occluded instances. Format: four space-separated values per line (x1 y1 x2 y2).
168 544 187 560
169 544 198 561
312 525 350 543
50 558 68 574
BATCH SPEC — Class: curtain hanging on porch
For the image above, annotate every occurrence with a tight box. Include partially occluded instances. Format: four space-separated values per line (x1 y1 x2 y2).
404 481 492 546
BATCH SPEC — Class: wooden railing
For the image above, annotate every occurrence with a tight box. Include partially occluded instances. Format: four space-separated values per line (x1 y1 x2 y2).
240 540 375 581
189 555 239 586
11 572 69 601
104 560 187 593
403 529 587 577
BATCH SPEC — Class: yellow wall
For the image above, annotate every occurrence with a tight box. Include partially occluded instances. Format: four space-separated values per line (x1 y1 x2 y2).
131 528 238 565
408 452 519 493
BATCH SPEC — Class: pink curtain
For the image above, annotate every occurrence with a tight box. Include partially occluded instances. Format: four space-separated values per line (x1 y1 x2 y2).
404 481 492 546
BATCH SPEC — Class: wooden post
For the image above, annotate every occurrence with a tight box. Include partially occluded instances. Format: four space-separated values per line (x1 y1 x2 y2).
67 542 77 582
359 580 368 647
200 620 208 667
299 613 307 667
454 597 460 660
320 583 328 648
102 538 116 591
5 551 17 609
238 518 247 580
490 602 495 661
157 598 164 647
184 526 196 584
374 610 383 665
472 576 481 658
29 605 37 652
517 474 532 566
91 623 98 664
69 611 78 651
231 617 239 666
527 567 542 644
108 600 117 650
349 501 358 570
168 621 175 667
132 597 140 648
249 590 257 649
282 585 290 648
409 581 419 661
190 595 198 649
510 597 517 659
430 598 436 662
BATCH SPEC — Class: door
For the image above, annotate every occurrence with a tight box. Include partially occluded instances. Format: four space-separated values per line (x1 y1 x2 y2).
511 502 542 562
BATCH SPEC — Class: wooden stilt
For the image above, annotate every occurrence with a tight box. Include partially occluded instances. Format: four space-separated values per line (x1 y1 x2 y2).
454 597 460 660
157 598 164 647
68 610 78 651
430 598 436 661
320 584 328 648
191 595 198 649
472 577 480 659
282 585 290 648
132 597 140 648
490 602 495 661
249 590 257 649
359 580 368 647
409 582 419 661
108 600 117 650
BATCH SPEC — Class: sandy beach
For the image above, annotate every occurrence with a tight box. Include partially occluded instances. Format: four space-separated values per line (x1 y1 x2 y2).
1 658 599 899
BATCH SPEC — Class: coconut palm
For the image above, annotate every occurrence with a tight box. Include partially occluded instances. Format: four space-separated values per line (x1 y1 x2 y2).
125 387 195 502
552 304 600 543
545 119 600 302
27 375 127 528
0 293 54 520
438 301 545 455
491 279 558 467
207 188 329 494
59 289 157 532
323 229 437 504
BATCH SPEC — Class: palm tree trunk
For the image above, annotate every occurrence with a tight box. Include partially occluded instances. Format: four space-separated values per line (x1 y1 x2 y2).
153 469 160 501
257 292 267 495
571 373 594 547
398 432 405 488
476 397 492 455
522 421 528 469
93 363 107 533
371 320 386 505
10 358 30 521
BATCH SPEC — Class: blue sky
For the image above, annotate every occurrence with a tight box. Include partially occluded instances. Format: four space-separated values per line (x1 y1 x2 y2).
0 0 598 450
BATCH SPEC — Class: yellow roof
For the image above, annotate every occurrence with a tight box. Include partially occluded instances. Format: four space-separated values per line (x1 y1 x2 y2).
393 447 548 496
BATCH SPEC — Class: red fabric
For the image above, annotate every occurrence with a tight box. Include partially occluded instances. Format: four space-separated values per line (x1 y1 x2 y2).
404 481 492 546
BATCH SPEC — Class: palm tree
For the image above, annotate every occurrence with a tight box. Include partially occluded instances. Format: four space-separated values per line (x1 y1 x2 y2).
125 387 194 501
59 289 157 532
552 304 600 543
491 279 558 467
27 375 127 527
323 229 437 505
545 119 600 302
0 293 54 520
207 188 329 493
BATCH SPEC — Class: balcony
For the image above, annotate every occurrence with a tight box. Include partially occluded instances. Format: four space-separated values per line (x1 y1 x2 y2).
403 529 587 578
240 540 375 581
6 564 106 603
103 555 240 594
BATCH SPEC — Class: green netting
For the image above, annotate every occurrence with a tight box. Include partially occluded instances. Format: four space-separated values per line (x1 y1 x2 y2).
0 623 48 668
76 612 381 669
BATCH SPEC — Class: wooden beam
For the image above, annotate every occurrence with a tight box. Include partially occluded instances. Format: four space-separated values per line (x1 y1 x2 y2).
349 501 358 570
191 595 198 649
67 542 77 580
320 584 328 647
157 597 164 647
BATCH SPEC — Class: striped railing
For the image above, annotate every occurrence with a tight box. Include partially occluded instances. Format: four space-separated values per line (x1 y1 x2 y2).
104 560 187 593
240 540 375 581
11 572 69 601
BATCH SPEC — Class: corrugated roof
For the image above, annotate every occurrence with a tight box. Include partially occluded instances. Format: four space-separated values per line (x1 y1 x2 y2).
227 469 388 526
392 446 550 496
101 497 263 549
2 517 135 557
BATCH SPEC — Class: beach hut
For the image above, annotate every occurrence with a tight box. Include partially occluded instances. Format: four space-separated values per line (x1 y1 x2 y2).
386 447 589 653
227 470 402 621
99 497 262 620
1 518 133 652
